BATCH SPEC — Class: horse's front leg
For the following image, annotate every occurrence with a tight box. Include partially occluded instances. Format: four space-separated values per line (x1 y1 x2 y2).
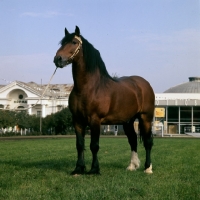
88 121 101 175
71 122 86 175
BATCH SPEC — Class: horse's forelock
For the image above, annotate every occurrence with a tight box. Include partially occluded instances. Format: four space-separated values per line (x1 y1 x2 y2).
59 33 75 46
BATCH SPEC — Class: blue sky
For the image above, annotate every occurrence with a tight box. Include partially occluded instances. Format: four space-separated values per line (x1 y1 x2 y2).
0 0 200 92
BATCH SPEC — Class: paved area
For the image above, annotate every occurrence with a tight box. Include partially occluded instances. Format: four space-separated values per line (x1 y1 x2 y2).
0 135 127 140
1 134 200 140
185 133 200 137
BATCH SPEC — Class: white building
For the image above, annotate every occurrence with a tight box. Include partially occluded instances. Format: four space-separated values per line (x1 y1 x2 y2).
155 77 200 134
1 77 200 135
0 81 73 117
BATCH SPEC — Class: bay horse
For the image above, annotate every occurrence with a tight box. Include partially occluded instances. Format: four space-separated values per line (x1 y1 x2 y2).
54 26 155 175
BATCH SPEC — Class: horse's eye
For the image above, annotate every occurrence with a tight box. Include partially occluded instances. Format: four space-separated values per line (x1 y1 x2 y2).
72 41 77 45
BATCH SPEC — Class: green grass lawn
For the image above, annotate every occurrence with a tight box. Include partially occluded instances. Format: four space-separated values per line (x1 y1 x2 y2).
0 137 199 200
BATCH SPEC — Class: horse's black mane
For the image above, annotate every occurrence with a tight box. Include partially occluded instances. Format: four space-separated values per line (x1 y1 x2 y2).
60 33 116 81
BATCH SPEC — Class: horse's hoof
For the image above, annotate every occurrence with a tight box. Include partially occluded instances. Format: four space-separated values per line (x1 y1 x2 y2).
127 163 140 171
144 164 153 174
70 166 86 175
87 168 101 175
127 151 140 171
127 165 137 171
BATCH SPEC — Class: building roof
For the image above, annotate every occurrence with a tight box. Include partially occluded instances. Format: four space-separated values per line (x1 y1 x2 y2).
0 81 73 98
164 77 200 93
26 81 73 98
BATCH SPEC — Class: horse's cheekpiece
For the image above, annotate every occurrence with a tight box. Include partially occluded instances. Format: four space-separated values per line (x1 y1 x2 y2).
54 26 155 175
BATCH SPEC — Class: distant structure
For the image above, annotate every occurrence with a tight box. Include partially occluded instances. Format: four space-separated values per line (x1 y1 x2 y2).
155 77 200 134
1 77 200 134
0 81 73 117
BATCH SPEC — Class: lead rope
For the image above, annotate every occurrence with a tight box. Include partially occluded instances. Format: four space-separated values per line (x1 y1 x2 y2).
25 67 58 111
3 67 58 111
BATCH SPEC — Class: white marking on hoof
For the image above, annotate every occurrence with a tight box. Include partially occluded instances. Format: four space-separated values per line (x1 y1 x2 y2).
127 151 140 171
144 164 153 174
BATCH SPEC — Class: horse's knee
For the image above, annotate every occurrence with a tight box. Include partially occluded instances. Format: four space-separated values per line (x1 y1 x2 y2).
90 142 99 153
76 136 85 151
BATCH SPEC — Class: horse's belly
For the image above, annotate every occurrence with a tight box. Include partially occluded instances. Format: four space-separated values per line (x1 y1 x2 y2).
100 115 133 125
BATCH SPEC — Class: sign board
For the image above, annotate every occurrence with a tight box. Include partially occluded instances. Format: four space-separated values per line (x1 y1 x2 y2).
155 108 165 117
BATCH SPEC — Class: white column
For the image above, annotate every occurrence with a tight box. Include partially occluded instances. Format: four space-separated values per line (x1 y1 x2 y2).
166 106 168 133
178 106 180 134
191 107 194 133
28 104 32 115
42 104 46 118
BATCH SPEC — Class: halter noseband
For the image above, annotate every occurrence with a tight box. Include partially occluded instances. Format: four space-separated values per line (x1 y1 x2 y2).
68 35 82 63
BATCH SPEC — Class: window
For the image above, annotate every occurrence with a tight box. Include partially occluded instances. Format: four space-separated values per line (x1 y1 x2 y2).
168 107 179 122
193 107 200 123
19 94 23 99
180 107 191 122
37 111 41 117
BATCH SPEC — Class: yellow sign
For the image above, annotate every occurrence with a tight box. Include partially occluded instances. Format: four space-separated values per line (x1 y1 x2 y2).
155 108 165 117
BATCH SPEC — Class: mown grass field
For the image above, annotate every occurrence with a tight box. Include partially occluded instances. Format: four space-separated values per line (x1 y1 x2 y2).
0 137 199 200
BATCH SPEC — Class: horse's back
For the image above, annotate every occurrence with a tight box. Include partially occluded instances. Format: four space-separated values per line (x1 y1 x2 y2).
118 75 154 97
118 75 155 113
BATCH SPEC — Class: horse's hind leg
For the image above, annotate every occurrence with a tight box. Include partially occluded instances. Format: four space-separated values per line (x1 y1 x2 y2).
123 120 140 171
139 113 153 174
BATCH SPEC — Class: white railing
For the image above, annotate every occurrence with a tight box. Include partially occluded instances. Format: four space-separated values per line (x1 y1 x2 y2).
152 124 164 137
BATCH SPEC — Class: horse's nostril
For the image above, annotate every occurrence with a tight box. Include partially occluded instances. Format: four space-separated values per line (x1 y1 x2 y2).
57 56 62 61
54 55 62 63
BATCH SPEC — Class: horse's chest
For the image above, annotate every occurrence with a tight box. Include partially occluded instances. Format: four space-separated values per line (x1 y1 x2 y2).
69 93 93 115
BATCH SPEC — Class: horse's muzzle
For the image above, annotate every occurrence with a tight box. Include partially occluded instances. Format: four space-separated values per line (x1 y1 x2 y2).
53 55 69 68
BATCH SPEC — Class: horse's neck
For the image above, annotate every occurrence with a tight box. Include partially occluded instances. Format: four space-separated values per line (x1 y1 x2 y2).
72 62 101 92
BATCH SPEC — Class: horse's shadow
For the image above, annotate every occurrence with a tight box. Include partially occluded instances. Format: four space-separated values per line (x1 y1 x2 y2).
0 158 75 174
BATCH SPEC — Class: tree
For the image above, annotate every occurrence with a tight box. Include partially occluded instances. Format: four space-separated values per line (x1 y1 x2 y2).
0 107 73 135
42 114 55 134
15 111 30 129
43 107 73 134
0 110 16 130
28 114 40 133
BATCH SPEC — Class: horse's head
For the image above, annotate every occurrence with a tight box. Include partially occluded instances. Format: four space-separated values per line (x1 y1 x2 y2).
54 26 82 68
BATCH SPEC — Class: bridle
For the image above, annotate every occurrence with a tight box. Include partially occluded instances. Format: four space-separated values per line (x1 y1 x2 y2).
67 35 82 63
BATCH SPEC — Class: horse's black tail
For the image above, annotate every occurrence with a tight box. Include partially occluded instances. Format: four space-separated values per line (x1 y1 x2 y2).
138 121 154 145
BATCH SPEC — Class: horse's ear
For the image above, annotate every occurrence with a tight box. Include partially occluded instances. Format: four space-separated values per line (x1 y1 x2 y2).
65 28 69 36
75 26 80 36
